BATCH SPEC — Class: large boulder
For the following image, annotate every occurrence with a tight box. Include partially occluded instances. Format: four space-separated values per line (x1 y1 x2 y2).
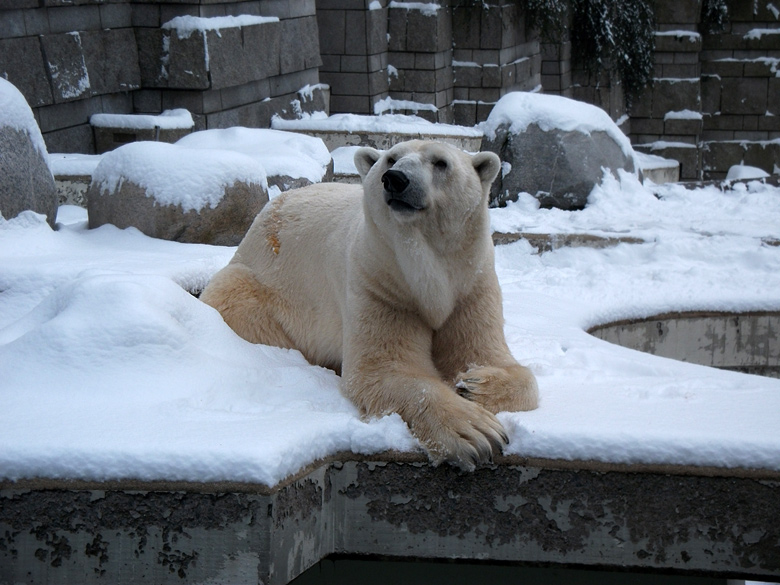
481 92 639 210
0 78 58 227
175 127 332 196
87 141 268 245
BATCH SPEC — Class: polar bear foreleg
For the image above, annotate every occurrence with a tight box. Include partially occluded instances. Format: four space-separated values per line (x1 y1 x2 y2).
433 276 539 414
342 300 508 470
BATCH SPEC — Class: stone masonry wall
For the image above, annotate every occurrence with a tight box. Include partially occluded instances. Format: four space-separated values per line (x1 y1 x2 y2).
1 0 778 177
699 0 780 179
0 0 326 154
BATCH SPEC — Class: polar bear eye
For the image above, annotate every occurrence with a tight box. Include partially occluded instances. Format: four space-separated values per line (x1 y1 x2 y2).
434 159 448 170
386 157 396 167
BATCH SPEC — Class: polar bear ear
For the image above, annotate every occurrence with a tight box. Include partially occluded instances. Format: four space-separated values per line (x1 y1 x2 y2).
472 151 502 190
354 147 382 180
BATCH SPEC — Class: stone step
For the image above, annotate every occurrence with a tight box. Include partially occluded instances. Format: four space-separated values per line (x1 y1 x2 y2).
271 113 484 152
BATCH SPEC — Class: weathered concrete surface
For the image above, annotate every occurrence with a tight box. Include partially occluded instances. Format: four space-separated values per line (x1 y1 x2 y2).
2 458 779 585
590 312 780 378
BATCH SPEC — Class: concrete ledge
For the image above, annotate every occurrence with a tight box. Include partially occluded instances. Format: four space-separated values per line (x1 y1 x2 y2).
2 456 778 585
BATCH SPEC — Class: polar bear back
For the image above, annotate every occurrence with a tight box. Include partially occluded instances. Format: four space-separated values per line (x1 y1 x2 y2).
228 183 364 366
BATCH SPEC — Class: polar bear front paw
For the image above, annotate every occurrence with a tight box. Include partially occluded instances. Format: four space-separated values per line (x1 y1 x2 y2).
414 395 509 471
455 364 539 414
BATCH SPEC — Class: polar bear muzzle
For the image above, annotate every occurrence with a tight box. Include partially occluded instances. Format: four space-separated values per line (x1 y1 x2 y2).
382 169 426 212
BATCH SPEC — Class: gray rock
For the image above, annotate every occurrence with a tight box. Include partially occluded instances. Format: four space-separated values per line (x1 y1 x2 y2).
87 142 269 246
0 79 58 227
483 122 637 210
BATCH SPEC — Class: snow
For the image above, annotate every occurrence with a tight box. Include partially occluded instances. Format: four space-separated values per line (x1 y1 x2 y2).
480 92 637 162
49 153 103 177
655 30 701 41
90 109 194 131
272 112 483 137
744 28 780 40
0 78 51 170
161 14 279 39
92 141 267 213
633 151 679 170
663 109 703 121
175 127 332 185
388 1 440 16
374 96 438 115
331 146 361 176
2 85 780 487
726 164 770 180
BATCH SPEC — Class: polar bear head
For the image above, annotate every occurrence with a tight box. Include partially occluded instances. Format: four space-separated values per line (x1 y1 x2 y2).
353 141 501 235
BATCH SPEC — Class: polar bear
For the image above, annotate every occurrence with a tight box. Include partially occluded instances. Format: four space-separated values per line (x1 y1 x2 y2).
200 140 538 469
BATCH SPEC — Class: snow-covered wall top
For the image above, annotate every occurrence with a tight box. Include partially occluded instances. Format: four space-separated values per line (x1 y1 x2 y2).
90 109 194 131
161 14 280 39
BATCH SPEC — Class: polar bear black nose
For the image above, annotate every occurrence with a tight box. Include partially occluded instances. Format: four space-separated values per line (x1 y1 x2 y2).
382 169 410 194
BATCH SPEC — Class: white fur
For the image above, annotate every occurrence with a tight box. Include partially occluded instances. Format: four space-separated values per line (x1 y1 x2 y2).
201 140 538 470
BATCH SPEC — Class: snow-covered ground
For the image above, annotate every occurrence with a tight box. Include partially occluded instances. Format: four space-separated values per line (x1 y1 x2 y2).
2 169 779 487
1 79 779 487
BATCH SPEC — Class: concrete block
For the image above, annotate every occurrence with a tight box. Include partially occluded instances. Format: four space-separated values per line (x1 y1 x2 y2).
482 64 501 88
46 5 101 33
23 8 49 35
269 67 319 97
368 69 388 95
387 6 407 52
701 141 745 178
131 4 160 28
41 32 92 103
651 79 700 118
654 2 700 24
721 77 767 115
658 63 699 78
664 116 702 136
218 79 269 111
160 90 203 116
165 30 210 90
39 96 116 134
81 29 141 96
99 3 132 29
133 89 162 113
742 141 780 172
330 93 372 114
700 74 721 113
453 100 477 126
0 9 25 39
280 17 320 74
43 124 95 154
452 2 480 49
206 26 250 89
366 6 388 54
244 20 281 80
453 63 481 88
0 36 54 107
344 9 368 56
135 27 168 88
479 5 502 50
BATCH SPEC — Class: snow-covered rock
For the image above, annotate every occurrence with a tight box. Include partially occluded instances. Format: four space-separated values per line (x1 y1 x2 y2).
481 92 638 210
176 127 333 195
87 141 268 245
0 78 58 227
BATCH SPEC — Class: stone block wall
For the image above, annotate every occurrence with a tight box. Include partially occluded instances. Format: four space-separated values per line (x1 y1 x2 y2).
0 0 326 154
388 0 454 121
450 0 541 126
316 0 389 115
699 0 780 179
